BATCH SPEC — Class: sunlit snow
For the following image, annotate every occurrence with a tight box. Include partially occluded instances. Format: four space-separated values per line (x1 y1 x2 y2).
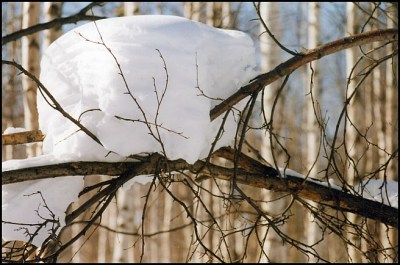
2 15 258 247
3 127 28 134
39 15 258 164
2 176 84 246
355 179 398 208
278 168 342 190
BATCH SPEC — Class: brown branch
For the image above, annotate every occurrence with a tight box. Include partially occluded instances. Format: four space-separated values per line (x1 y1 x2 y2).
2 2 106 45
210 28 398 121
2 130 45 145
2 60 103 147
2 149 397 228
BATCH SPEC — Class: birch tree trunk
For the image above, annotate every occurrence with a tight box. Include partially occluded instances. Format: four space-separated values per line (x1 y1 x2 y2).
191 2 206 23
258 2 287 262
124 2 140 16
3 2 22 161
345 3 363 263
183 2 193 20
43 2 62 48
206 2 215 26
221 2 232 29
380 3 398 262
371 7 385 262
21 2 40 158
304 3 321 262
112 187 136 262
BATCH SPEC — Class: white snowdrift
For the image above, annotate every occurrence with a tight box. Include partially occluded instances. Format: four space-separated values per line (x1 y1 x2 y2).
2 15 258 247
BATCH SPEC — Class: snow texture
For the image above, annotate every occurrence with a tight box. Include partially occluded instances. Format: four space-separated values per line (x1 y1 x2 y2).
278 168 342 190
3 127 28 134
2 176 84 246
39 15 258 164
355 179 398 208
2 15 258 247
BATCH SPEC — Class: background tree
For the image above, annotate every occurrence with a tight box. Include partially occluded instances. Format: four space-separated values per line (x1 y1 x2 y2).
21 2 40 157
2 2 397 263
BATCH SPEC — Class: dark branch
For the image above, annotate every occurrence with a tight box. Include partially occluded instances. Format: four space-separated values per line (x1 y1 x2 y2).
2 60 103 147
210 28 398 120
2 148 397 228
2 2 106 45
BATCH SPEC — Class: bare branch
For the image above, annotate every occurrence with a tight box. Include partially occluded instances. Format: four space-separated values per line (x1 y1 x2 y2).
210 28 398 121
2 2 106 45
2 60 103 147
253 2 299 56
2 149 397 228
2 130 45 145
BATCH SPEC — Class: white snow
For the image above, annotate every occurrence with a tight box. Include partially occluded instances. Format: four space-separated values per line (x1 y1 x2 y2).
3 127 28 134
2 176 84 246
38 15 257 164
2 15 258 247
355 179 398 208
278 168 342 190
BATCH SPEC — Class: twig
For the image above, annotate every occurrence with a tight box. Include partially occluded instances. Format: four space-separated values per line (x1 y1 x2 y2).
2 2 106 45
209 28 398 121
2 60 103 147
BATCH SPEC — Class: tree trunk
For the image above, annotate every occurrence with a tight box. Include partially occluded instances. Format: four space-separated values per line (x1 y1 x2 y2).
345 3 363 263
258 2 287 262
21 2 40 158
3 2 22 161
183 2 193 20
112 186 136 262
206 2 215 26
380 3 398 262
304 3 321 262
221 2 232 28
43 2 62 49
191 2 206 23
124 2 140 16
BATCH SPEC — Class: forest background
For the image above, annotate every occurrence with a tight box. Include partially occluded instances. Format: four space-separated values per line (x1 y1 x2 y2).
2 2 398 263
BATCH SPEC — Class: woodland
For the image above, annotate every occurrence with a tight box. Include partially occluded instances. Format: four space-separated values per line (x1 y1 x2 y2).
1 2 398 263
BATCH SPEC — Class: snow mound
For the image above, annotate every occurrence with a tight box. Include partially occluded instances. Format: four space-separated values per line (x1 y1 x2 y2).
39 15 258 164
3 15 258 247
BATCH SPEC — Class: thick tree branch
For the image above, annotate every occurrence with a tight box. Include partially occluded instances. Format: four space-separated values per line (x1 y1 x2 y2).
210 28 398 120
2 149 397 228
2 2 106 45
2 130 45 145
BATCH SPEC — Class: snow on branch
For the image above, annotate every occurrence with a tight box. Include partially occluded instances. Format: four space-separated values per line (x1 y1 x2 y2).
210 28 398 120
2 147 397 228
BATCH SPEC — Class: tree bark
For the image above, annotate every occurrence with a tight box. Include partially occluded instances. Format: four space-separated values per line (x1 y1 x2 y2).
304 3 321 262
345 3 363 262
258 2 288 262
3 149 397 228
43 2 62 49
210 28 398 121
22 2 40 158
